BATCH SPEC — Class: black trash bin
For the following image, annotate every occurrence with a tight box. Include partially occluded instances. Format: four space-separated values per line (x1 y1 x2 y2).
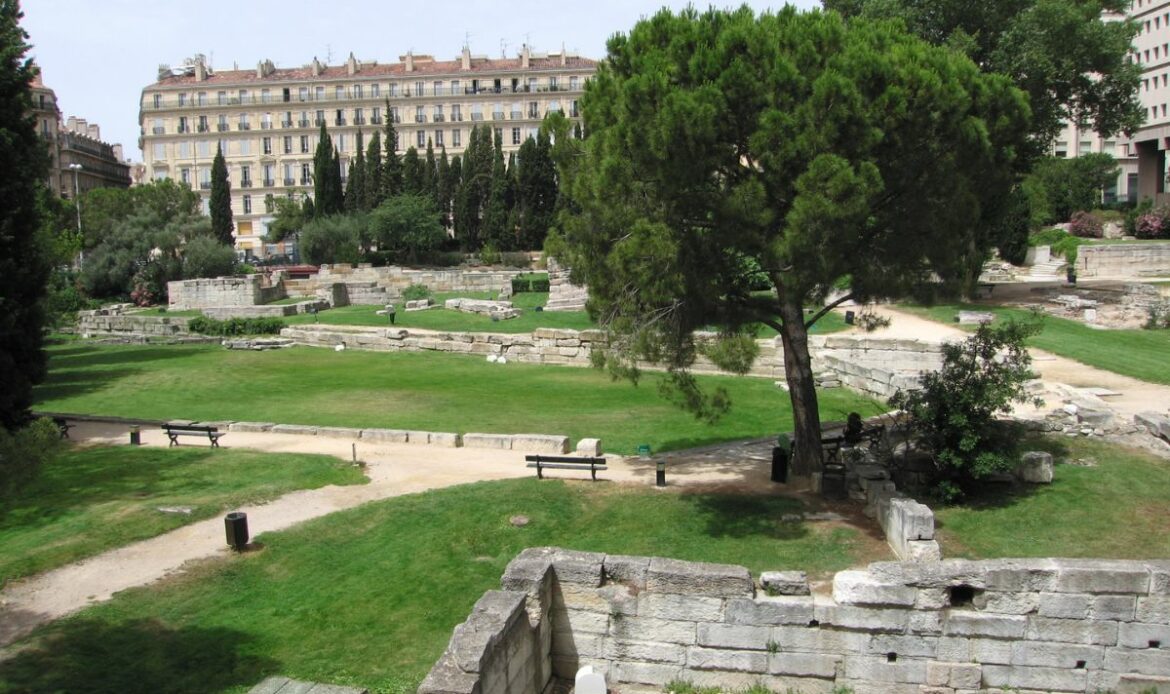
844 310 856 325
821 464 848 500
225 512 249 551
771 446 789 483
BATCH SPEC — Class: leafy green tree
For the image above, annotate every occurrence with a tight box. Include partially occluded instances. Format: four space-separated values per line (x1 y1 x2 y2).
365 131 383 209
402 146 423 195
0 0 49 430
80 180 199 251
312 123 343 217
454 126 494 250
298 214 364 264
209 143 234 246
824 0 1142 155
382 100 402 199
264 195 307 243
553 6 1029 476
368 194 447 263
80 211 202 300
181 235 237 279
1025 153 1120 225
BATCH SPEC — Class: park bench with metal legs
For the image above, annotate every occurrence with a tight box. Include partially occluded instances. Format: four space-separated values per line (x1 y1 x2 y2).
525 454 607 480
52 417 74 439
163 423 225 448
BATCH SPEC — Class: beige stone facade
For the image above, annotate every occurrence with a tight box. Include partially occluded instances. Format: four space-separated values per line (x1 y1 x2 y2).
32 71 131 198
139 48 595 255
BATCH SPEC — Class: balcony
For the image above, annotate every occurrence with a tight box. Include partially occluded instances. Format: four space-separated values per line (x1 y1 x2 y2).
238 123 252 131
354 116 366 125
452 113 463 122
471 113 484 121
335 118 347 126
300 177 312 185
433 114 445 123
217 123 229 132
510 111 522 120
177 125 190 134
261 122 273 130
263 179 275 187
314 119 325 126
240 180 253 188
197 124 209 133
492 112 504 121
371 116 383 125
283 177 295 186
200 181 211 190
152 126 165 135
282 120 293 128
415 115 426 123
527 111 539 119
298 119 310 127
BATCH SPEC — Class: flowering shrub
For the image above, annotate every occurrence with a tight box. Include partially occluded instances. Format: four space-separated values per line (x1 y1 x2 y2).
1067 210 1103 238
1135 213 1167 239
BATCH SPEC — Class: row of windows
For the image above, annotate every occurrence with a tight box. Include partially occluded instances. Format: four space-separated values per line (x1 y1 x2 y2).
149 75 586 110
149 101 578 136
1052 139 1119 158
1134 41 1170 64
1143 72 1170 90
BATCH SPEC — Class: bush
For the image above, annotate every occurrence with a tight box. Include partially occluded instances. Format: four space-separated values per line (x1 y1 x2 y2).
367 195 446 263
1134 211 1170 239
500 251 533 268
0 418 62 497
402 284 431 301
1146 304 1170 330
299 215 364 265
889 319 1043 501
1067 210 1103 238
1028 228 1083 265
511 273 551 294
187 316 285 336
182 235 237 279
479 243 501 266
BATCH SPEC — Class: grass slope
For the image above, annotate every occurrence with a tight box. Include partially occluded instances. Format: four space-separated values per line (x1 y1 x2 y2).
935 437 1170 559
0 479 870 694
34 342 879 455
0 445 366 586
898 303 1170 385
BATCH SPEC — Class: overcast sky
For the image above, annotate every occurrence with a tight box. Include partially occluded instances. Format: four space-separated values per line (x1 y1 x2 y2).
21 0 821 160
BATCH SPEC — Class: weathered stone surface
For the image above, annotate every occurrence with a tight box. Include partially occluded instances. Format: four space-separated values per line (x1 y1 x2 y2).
760 571 810 596
428 432 462 447
604 639 686 665
942 612 1026 639
463 433 513 450
228 421 275 433
1011 641 1105 669
725 596 814 626
1016 451 1054 484
686 646 768 673
271 424 318 436
575 438 602 456
550 549 606 587
603 554 651 587
637 592 724 622
767 652 840 679
813 605 910 633
646 557 753 598
1054 561 1152 594
316 426 362 439
957 311 995 324
509 434 570 454
833 570 917 607
360 428 409 443
610 616 696 644
1026 616 1118 645
696 623 771 650
1118 621 1170 649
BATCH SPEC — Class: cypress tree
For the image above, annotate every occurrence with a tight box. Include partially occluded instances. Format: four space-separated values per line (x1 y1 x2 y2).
422 139 437 202
436 147 451 228
312 123 340 217
330 146 344 213
345 131 366 212
0 0 50 429
209 143 234 246
482 130 510 249
382 99 402 198
402 147 423 195
365 131 383 209
517 132 558 249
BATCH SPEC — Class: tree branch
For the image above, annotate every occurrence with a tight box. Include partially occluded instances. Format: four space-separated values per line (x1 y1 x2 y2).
804 292 855 329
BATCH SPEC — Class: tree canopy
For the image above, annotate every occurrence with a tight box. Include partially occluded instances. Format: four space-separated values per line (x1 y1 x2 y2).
824 0 1142 154
553 6 1030 476
209 143 233 245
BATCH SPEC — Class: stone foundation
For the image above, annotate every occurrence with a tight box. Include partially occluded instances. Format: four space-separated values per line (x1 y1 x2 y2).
421 548 1170 694
1077 243 1170 279
78 312 193 338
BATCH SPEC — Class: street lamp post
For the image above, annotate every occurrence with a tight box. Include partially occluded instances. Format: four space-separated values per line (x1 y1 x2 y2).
68 163 83 267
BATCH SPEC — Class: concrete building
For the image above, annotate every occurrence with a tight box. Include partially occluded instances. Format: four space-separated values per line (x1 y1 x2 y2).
31 70 132 198
1123 0 1170 203
139 47 596 256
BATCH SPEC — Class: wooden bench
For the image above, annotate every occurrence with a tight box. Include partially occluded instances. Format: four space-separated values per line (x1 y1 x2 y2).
163 423 225 448
525 454 607 481
974 283 996 299
52 417 74 439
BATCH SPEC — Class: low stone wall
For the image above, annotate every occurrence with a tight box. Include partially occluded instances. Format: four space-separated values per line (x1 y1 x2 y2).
422 548 1170 694
168 275 285 310
1078 243 1170 279
224 421 568 453
200 299 328 320
309 265 523 299
78 312 193 338
809 336 945 400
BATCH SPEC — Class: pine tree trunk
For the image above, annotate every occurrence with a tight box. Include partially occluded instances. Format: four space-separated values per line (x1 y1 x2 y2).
778 298 823 479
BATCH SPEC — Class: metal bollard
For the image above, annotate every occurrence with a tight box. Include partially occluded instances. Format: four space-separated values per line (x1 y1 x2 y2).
656 460 666 487
129 425 141 446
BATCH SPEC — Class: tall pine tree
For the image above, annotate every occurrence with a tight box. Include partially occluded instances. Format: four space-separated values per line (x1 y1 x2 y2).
436 147 452 228
209 143 234 246
381 99 402 199
482 130 510 249
345 130 366 212
402 146 423 195
422 139 437 202
0 0 50 429
365 131 383 209
312 123 342 217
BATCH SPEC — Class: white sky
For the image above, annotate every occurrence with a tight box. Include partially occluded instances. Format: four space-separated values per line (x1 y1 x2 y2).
21 0 821 160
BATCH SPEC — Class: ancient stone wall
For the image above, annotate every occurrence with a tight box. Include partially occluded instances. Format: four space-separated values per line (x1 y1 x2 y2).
421 548 1170 694
309 265 522 298
78 312 193 338
168 275 285 310
809 336 945 400
1077 243 1170 279
545 257 589 312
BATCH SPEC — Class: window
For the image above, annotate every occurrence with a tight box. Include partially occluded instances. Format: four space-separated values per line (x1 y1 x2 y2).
240 139 251 156
299 111 310 127
389 83 398 97
262 137 272 155
199 167 211 189
301 162 311 184
549 76 558 90
372 106 382 124
180 167 190 184
371 84 380 98
415 80 424 96
153 142 166 159
179 141 191 158
219 139 230 155
1079 140 1092 154
153 169 168 181
284 163 295 186
452 129 461 147
416 105 425 123
283 136 292 154
217 114 228 132
152 117 165 135
335 85 345 100
178 93 188 106
299 87 309 101
338 134 347 153
390 106 400 123
433 105 444 122
417 130 425 147
549 100 561 113
433 80 442 95
335 108 346 126
472 104 483 121
435 130 444 147
492 103 503 120
197 92 207 106
1054 141 1068 157
178 116 189 134
239 113 251 130
570 76 579 91
570 100 579 118
197 140 210 157
511 102 522 119
261 89 271 104
450 80 461 95
240 164 252 186
263 164 275 186
315 86 325 101
243 194 252 213
301 135 310 153
316 110 325 125
452 104 463 122
153 93 162 108
197 115 208 132
512 127 521 145
494 127 503 142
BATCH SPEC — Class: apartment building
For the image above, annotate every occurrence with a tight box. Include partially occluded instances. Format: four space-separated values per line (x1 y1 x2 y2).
32 71 131 197
1124 0 1170 202
139 47 595 255
1051 122 1135 204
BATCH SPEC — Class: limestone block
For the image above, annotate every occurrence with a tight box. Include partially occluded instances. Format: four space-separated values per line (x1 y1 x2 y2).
604 639 686 665
550 608 608 635
1078 408 1114 427
575 438 602 456
696 623 771 650
548 549 605 587
982 664 1087 692
316 426 362 439
360 428 409 443
833 570 918 607
406 431 432 445
889 498 935 541
973 590 1039 615
227 421 275 432
1011 640 1105 669
603 554 651 587
610 616 696 644
942 612 1026 639
646 557 753 598
759 571 810 596
685 646 768 673
1025 616 1118 645
1137 596 1170 622
1039 592 1090 619
813 605 910 633
904 540 942 562
636 592 724 622
429 432 462 448
417 652 481 694
909 611 943 636
770 625 869 654
463 433 514 450
767 652 840 679
510 434 570 454
956 311 994 324
724 596 814 626
1053 561 1152 594
841 655 927 683
551 630 604 658
1135 411 1170 439
1118 621 1170 649
1092 595 1137 621
866 633 940 658
270 424 318 436
612 661 683 687
1015 451 1054 484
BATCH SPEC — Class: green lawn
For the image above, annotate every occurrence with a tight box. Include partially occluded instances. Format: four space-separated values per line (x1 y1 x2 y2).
935 437 1170 559
0 479 873 694
898 303 1170 385
34 342 879 455
0 445 365 587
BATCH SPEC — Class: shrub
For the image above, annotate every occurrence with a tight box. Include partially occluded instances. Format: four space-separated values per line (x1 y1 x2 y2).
299 215 364 265
1135 212 1168 239
1067 210 1103 238
0 418 62 497
1146 304 1170 330
187 316 284 336
402 284 431 301
1028 228 1082 265
889 319 1043 501
500 251 533 268
181 235 237 279
479 243 501 266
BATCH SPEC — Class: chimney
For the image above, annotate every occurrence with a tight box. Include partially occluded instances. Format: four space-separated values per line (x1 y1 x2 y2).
561 43 567 66
521 44 530 69
312 57 323 76
461 46 471 70
405 51 414 72
113 143 124 161
66 115 78 132
75 117 88 134
194 55 207 82
347 52 358 76
88 124 100 140
256 60 264 78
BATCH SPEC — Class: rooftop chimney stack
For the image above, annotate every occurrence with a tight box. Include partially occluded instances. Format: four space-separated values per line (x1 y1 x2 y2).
521 44 530 69
461 46 471 70
347 52 358 75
